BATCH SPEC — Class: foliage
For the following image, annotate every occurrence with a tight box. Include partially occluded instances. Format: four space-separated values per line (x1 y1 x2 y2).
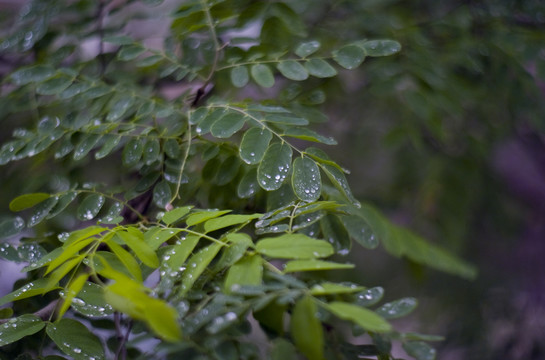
0 1 477 359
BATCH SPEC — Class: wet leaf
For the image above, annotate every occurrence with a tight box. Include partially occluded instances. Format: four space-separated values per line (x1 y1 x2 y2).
10 65 55 85
230 66 249 88
28 197 58 227
309 282 363 295
99 202 124 224
402 341 436 360
224 254 263 293
239 127 272 165
122 138 144 167
95 135 121 160
305 59 337 78
161 206 192 225
73 134 102 160
107 96 135 122
282 127 337 145
326 302 391 333
116 229 159 268
143 138 161 165
76 194 105 221
0 242 19 261
47 191 78 219
251 64 275 88
36 76 73 95
257 143 292 191
291 296 324 360
204 213 261 233
361 40 401 57
340 214 378 249
0 279 54 306
256 233 333 259
237 168 259 198
9 193 51 212
292 157 321 202
46 318 105 360
355 287 384 307
70 282 114 318
376 297 418 319
277 60 309 81
211 112 246 138
153 180 172 209
295 41 320 57
284 260 353 273
0 314 45 347
332 45 365 69
180 242 222 295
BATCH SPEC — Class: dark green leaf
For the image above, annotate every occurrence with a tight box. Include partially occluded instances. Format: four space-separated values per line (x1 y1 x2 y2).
211 112 246 138
376 297 418 319
230 66 249 88
251 64 275 88
305 59 337 78
164 138 181 158
239 127 272 165
95 135 121 160
295 41 320 57
355 287 384 307
36 76 73 95
9 193 50 211
73 134 102 160
320 214 351 255
46 319 105 360
402 341 436 360
291 296 324 360
107 96 135 122
292 157 321 202
28 197 58 227
10 65 55 85
341 214 378 249
70 282 114 317
143 138 161 165
0 242 20 261
257 143 292 191
281 127 337 145
99 202 124 224
271 339 297 360
77 194 105 221
0 314 45 346
117 45 146 61
216 155 240 185
332 45 365 69
237 168 259 198
137 55 163 67
277 60 309 81
264 114 308 126
122 138 144 167
153 180 172 209
361 40 401 57
47 191 78 219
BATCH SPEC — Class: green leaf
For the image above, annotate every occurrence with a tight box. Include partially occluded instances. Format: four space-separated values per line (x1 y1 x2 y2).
46 319 105 360
9 193 50 211
145 227 183 250
70 282 114 317
264 114 308 126
251 64 275 88
10 65 55 85
237 168 259 198
211 112 246 138
117 44 146 61
107 96 135 122
116 229 159 268
77 194 105 221
257 143 292 191
320 214 351 255
180 242 222 294
291 296 324 360
230 66 249 87
34 75 72 95
0 308 13 319
105 236 142 281
122 138 144 167
73 134 102 160
277 60 309 81
309 282 364 295
256 234 333 259
45 237 95 275
239 127 272 165
0 217 25 239
28 197 58 227
224 254 263 293
304 59 337 78
292 157 321 202
143 138 161 165
270 339 297 360
161 235 200 274
162 206 192 225
0 314 45 347
153 180 172 209
361 40 401 57
402 341 437 360
0 279 54 306
284 260 353 273
326 302 392 333
376 297 418 319
340 214 378 249
103 35 133 45
295 41 320 57
282 127 337 145
0 242 19 261
137 54 163 67
204 213 261 233
59 82 92 99
332 45 365 69
95 134 121 160
186 209 231 226
355 287 384 307
99 202 124 224
58 273 88 318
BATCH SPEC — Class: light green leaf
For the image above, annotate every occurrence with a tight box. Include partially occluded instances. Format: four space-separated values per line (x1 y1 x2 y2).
295 41 320 57
45 255 85 290
9 193 51 211
116 229 159 268
153 180 172 209
0 314 45 347
122 138 144 167
230 66 249 87
28 197 58 227
36 76 73 95
77 194 105 221
0 217 25 239
212 233 253 271
282 127 337 145
340 214 378 249
180 242 222 294
277 60 309 81
186 209 231 226
224 254 263 293
204 213 262 233
145 227 183 250
58 273 88 318
105 236 142 281
256 234 333 259
309 282 363 295
161 206 192 225
291 296 324 360
361 40 401 57
332 45 365 69
251 64 275 88
376 297 418 319
305 59 337 78
326 302 392 333
292 157 321 202
161 235 200 274
239 127 272 165
237 168 259 198
257 143 292 191
0 279 54 306
284 260 353 273
45 237 95 275
46 319 105 360
402 341 437 360
210 112 246 138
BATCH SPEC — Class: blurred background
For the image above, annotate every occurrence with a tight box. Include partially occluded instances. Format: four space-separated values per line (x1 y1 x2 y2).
1 0 545 359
